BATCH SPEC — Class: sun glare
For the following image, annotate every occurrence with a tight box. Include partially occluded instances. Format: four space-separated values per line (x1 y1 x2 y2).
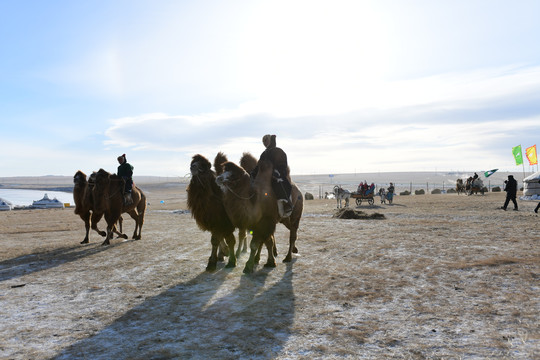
239 1 389 116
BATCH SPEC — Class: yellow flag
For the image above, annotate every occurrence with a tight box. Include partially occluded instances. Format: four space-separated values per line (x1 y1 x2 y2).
526 145 538 165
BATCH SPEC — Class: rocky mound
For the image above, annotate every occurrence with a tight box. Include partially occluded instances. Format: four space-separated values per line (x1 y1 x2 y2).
333 208 386 220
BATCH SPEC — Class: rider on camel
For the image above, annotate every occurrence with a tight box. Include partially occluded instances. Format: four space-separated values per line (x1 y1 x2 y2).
117 154 134 205
251 134 293 218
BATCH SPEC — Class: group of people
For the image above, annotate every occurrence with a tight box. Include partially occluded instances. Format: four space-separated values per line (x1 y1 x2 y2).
357 181 375 196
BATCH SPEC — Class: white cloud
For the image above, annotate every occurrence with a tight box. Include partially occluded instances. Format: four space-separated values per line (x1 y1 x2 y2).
98 64 540 175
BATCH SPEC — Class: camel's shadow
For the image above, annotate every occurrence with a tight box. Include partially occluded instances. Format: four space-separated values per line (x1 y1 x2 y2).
0 241 132 283
52 263 296 360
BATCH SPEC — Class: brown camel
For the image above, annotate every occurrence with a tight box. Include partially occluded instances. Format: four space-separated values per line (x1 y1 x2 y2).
456 178 466 195
73 170 125 244
216 158 280 273
93 169 146 245
239 152 303 263
187 153 237 271
229 152 260 257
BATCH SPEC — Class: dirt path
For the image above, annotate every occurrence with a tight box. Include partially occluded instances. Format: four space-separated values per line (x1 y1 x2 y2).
1 189 539 359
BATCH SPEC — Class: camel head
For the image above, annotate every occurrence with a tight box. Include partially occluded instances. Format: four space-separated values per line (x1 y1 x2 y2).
88 172 97 188
190 154 212 177
215 161 248 192
73 170 87 186
94 168 112 189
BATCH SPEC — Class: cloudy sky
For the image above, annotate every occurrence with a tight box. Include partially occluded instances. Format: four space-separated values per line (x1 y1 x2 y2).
1 0 539 177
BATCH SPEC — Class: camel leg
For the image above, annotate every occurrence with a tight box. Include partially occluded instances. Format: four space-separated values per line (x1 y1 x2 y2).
254 242 263 264
133 217 143 240
134 200 145 240
112 222 128 239
101 224 113 246
80 213 91 244
236 228 248 258
283 226 298 263
206 234 220 271
224 233 237 268
217 238 228 262
101 213 120 246
263 235 277 268
244 234 263 274
90 212 107 237
127 210 140 240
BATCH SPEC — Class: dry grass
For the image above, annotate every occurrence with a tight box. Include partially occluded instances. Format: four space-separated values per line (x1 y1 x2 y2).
0 184 539 359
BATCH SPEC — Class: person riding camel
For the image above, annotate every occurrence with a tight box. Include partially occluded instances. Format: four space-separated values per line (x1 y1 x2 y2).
117 154 134 205
251 134 293 218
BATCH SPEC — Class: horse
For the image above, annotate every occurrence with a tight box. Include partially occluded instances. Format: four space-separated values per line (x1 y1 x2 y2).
333 185 351 208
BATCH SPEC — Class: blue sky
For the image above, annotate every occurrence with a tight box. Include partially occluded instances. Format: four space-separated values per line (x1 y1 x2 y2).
1 0 539 177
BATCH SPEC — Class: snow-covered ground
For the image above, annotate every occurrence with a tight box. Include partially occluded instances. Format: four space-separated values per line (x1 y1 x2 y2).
1 187 539 359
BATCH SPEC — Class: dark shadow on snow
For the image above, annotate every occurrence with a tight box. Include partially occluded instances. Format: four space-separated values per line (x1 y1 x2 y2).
0 240 136 283
52 262 296 360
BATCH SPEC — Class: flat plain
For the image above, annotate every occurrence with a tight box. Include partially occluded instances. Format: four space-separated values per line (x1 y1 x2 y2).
0 181 539 359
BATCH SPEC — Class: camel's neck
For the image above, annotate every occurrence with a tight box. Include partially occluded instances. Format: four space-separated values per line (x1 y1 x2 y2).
228 173 253 198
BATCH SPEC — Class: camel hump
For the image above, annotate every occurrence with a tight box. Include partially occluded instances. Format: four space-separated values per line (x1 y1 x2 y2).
240 152 257 174
214 152 228 175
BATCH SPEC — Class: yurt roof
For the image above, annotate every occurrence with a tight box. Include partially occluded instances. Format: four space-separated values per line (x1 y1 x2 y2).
523 171 540 182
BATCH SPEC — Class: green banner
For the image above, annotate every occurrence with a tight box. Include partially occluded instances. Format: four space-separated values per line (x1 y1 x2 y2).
484 169 498 178
512 145 523 165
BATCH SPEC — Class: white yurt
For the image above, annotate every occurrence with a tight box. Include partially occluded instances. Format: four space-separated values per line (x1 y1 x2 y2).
0 198 13 211
521 171 540 200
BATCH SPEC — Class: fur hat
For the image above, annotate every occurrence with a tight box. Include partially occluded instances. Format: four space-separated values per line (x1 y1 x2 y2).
117 154 126 162
262 135 272 148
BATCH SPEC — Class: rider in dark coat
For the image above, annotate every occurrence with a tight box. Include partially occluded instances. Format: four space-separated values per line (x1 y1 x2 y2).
117 154 134 204
501 175 518 211
252 134 293 218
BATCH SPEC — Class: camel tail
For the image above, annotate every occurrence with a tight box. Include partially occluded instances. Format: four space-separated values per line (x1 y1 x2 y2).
240 152 258 174
214 152 228 175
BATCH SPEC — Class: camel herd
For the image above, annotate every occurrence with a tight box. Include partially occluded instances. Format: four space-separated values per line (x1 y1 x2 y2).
73 151 303 273
73 169 146 246
189 152 303 273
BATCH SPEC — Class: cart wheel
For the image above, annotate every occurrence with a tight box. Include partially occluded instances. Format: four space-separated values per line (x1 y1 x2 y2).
356 198 362 206
368 198 374 205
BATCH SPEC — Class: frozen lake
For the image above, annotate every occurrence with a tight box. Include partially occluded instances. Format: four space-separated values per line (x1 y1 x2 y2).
0 189 73 207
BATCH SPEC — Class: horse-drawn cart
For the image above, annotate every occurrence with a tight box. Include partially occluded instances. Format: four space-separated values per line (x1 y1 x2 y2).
351 191 375 206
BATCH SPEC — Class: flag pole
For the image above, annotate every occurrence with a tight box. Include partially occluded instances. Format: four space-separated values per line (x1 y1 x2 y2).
521 144 526 180
519 145 525 179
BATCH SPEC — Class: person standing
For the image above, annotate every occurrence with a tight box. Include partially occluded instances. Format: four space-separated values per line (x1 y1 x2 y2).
117 154 134 205
535 180 540 213
501 175 518 211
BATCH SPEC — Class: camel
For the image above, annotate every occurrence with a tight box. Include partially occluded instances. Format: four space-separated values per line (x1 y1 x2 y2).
187 153 237 271
233 152 260 256
216 158 281 273
456 179 466 195
239 152 303 263
73 170 125 244
92 169 146 245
